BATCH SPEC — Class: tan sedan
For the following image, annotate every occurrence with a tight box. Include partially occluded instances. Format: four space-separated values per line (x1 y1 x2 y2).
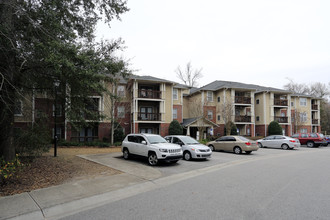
206 136 259 154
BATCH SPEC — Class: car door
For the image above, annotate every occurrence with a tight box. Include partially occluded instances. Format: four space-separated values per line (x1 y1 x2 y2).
225 136 237 152
262 136 275 147
273 136 285 148
213 137 226 151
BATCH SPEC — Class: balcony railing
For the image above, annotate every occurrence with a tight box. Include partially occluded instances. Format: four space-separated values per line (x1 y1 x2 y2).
274 99 288 106
137 112 161 121
138 89 161 99
312 104 318 110
235 115 251 122
235 96 251 104
312 119 319 124
274 116 288 123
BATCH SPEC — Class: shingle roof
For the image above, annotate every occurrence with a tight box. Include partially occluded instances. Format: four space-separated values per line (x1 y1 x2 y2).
130 75 176 84
189 80 291 95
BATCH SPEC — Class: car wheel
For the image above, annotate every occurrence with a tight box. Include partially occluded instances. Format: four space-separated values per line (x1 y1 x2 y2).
245 151 252 154
281 144 289 150
148 153 158 166
306 141 314 148
183 151 192 161
123 148 130 160
233 146 242 154
258 143 263 148
209 145 215 151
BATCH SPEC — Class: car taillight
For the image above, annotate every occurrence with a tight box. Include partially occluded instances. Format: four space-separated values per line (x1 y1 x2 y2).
245 142 251 146
289 140 295 143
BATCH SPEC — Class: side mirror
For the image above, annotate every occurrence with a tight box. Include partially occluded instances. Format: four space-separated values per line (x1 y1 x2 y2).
141 140 147 145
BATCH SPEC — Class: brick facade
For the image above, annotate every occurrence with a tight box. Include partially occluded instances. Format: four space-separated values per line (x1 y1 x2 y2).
173 105 183 123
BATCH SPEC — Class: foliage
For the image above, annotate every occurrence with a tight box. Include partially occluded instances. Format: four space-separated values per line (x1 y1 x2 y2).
224 121 238 135
113 122 125 143
58 140 110 148
0 154 24 184
15 123 51 157
169 120 183 135
268 121 282 135
0 0 130 161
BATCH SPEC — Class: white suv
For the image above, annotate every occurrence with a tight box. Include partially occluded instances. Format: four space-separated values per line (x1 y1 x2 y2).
121 133 183 166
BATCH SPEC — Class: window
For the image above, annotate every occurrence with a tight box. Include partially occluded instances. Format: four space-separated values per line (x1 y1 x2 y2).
300 130 308 135
53 104 62 117
217 97 220 102
217 115 220 121
256 116 260 121
14 100 23 116
291 101 294 107
173 89 178 100
117 85 125 97
117 106 125 118
299 112 307 122
140 128 153 134
173 108 178 119
256 99 260 104
292 134 299 138
300 98 307 106
207 91 213 102
207 110 213 120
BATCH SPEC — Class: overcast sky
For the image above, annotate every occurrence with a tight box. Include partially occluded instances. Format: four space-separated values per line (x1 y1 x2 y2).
96 0 330 89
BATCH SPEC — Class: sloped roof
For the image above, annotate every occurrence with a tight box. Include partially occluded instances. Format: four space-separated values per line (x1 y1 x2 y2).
189 80 291 95
130 75 176 84
182 117 219 128
291 93 322 99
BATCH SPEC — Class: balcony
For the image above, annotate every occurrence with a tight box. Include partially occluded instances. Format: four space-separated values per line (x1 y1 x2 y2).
274 99 288 106
312 104 318 110
274 116 288 123
235 115 251 122
138 89 161 99
312 119 319 124
235 96 251 104
137 112 161 121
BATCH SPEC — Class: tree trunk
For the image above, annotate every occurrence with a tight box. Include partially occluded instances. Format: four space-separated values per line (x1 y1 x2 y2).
0 0 16 161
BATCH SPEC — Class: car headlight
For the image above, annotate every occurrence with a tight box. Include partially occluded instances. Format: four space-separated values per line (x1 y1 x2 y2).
159 149 168 152
191 148 200 152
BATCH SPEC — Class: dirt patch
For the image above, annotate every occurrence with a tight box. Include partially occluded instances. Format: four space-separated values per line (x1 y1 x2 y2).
0 147 122 197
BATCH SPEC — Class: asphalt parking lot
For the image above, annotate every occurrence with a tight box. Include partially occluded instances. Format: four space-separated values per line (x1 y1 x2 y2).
82 145 329 179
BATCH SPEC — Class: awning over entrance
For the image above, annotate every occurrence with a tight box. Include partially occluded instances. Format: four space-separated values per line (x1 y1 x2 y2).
182 117 219 137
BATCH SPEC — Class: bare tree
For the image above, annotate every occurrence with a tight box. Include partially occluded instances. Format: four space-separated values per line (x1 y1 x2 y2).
217 101 234 135
188 98 208 141
283 78 310 94
291 110 308 134
175 62 203 87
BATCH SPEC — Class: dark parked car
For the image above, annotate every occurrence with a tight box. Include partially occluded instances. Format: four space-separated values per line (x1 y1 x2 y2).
291 133 327 148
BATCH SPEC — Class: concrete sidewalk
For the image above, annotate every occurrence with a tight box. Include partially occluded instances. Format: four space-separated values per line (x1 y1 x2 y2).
0 152 160 220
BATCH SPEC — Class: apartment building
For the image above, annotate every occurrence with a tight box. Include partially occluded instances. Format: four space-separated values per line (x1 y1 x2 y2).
13 76 322 141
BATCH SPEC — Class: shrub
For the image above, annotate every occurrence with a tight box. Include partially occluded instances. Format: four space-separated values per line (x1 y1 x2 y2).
169 120 183 135
268 121 282 135
224 121 238 135
113 122 125 143
0 154 24 184
15 123 51 157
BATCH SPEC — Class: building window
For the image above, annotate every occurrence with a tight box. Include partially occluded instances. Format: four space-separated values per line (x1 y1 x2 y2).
217 97 220 102
256 116 260 121
207 110 213 120
207 91 213 102
299 112 307 122
217 115 220 121
173 108 178 119
117 106 125 118
300 98 307 106
117 85 125 97
173 89 178 100
14 100 23 116
291 101 294 107
53 104 62 117
256 99 260 104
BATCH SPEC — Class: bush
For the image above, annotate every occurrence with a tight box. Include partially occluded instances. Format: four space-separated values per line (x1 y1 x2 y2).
58 140 110 147
0 154 24 184
169 120 183 135
113 122 125 143
15 123 51 157
224 121 238 135
268 121 282 135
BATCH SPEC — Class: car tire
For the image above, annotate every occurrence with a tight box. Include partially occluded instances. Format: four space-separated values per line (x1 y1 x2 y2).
258 143 263 148
234 146 242 154
281 144 289 150
183 151 192 161
245 151 252 154
123 148 130 160
148 153 158 166
306 141 314 148
209 145 215 151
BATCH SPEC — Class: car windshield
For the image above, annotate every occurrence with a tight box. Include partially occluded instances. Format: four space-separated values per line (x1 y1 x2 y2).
147 135 168 144
179 136 200 145
319 133 324 138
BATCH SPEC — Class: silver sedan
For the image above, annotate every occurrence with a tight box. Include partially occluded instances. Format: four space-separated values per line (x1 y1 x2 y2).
257 135 300 150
